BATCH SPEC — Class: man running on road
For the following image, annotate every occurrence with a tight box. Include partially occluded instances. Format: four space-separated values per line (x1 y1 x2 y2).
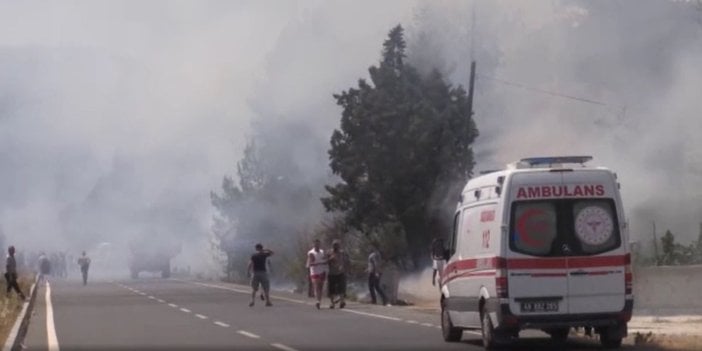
248 244 273 307
78 251 91 286
306 239 327 309
5 246 25 300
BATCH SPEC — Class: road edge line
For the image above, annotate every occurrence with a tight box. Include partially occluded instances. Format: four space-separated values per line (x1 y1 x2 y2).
2 275 39 351
45 282 59 351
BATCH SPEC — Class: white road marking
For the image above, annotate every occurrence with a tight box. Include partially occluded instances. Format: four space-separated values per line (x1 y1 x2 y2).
237 330 260 339
406 320 419 324
271 343 299 351
168 303 178 308
421 323 434 327
148 296 156 300
157 299 166 303
173 280 307 305
341 309 402 321
214 321 230 328
195 314 208 320
180 308 191 313
46 282 60 351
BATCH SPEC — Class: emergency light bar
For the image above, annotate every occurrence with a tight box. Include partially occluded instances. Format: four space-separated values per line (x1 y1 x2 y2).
520 156 593 166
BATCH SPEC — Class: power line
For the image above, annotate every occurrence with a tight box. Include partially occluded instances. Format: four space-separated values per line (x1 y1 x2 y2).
477 74 621 109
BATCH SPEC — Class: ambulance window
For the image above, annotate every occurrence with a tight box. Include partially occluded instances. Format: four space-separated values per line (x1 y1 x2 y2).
573 200 620 255
449 211 459 257
510 202 557 256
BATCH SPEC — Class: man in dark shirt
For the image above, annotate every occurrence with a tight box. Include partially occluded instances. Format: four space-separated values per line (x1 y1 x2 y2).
5 246 25 300
327 240 350 309
248 243 273 307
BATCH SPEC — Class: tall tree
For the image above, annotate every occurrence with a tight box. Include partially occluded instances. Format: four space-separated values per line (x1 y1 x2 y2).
323 25 478 269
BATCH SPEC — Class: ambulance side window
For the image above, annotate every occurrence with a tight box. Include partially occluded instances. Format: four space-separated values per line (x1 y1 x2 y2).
449 211 460 257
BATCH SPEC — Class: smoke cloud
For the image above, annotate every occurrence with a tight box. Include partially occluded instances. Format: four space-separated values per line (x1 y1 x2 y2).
1 1 700 280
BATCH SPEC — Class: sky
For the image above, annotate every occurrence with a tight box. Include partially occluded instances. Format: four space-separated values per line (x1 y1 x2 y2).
1 0 700 275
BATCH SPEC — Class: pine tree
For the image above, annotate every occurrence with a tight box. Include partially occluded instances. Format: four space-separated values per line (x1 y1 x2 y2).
323 25 478 269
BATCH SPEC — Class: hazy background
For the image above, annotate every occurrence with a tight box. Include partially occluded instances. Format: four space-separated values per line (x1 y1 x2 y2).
1 0 700 277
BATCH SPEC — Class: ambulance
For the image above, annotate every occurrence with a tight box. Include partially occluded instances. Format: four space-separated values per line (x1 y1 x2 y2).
440 156 632 349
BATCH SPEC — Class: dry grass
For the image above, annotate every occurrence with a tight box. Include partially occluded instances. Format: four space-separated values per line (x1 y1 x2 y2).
632 332 702 351
0 273 34 345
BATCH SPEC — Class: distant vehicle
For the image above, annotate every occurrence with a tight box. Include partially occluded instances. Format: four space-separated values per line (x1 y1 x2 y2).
129 236 181 279
440 156 632 350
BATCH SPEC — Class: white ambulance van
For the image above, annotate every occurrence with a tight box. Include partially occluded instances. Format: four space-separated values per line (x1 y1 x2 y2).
440 156 632 349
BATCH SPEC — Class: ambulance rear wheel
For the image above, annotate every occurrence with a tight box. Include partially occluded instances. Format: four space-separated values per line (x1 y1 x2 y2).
600 332 623 349
441 304 462 342
480 309 498 350
600 324 624 349
548 328 569 344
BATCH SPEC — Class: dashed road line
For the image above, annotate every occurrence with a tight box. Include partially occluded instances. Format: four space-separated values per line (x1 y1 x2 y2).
180 308 191 313
237 330 261 339
406 320 419 324
168 303 178 308
271 343 299 351
147 296 156 300
173 280 308 305
214 321 230 328
341 309 402 321
195 314 208 320
156 299 166 303
421 323 434 327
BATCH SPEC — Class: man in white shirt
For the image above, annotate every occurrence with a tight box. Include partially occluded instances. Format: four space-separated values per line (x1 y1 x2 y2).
306 239 327 309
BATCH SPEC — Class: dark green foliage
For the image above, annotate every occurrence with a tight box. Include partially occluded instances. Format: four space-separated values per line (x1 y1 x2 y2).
658 229 702 266
323 25 478 269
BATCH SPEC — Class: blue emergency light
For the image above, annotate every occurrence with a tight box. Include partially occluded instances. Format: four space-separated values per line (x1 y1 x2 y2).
520 156 593 166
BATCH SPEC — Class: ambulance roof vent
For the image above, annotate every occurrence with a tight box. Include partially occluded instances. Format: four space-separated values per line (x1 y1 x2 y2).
509 156 593 169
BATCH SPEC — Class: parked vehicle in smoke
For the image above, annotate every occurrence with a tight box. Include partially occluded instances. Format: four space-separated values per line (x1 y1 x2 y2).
128 236 181 279
440 156 633 350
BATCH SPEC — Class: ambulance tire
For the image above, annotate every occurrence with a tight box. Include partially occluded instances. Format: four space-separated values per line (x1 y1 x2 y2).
600 332 623 349
441 304 462 342
548 328 569 344
480 308 499 350
600 324 624 349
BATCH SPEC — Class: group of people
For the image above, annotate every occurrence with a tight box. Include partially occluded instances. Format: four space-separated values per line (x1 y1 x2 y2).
306 239 352 309
246 238 390 310
37 251 91 285
4 245 93 301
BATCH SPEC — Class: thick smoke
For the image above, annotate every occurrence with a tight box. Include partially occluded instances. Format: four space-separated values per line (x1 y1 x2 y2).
0 1 298 275
407 0 702 248
1 1 699 281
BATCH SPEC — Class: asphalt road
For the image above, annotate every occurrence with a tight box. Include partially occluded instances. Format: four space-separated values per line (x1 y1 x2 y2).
22 277 650 351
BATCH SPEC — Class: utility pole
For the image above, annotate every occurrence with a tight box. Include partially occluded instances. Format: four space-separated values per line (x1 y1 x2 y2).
652 221 660 266
467 61 476 118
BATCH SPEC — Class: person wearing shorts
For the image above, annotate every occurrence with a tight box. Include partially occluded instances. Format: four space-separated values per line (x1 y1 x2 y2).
306 239 327 309
431 237 447 287
248 244 273 307
327 240 350 309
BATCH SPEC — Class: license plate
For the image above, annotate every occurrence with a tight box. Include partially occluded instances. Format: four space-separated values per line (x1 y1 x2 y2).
520 301 559 313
